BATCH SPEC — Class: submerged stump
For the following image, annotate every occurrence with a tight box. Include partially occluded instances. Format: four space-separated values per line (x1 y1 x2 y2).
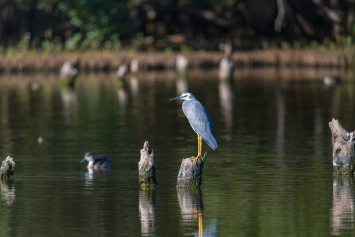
329 118 355 175
177 155 205 189
138 141 158 190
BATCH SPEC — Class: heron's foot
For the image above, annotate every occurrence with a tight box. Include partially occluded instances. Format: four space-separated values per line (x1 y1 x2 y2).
192 155 201 162
192 153 207 162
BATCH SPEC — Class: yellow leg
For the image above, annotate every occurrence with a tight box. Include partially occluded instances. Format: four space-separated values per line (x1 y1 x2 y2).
198 211 203 237
198 136 202 158
193 135 203 161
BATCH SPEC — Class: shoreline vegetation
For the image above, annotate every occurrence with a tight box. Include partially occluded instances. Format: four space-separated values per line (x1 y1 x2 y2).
0 64 351 83
2 1 355 76
0 48 354 73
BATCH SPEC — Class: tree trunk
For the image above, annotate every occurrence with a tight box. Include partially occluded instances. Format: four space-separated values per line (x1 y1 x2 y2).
138 141 158 190
329 118 355 175
176 156 204 189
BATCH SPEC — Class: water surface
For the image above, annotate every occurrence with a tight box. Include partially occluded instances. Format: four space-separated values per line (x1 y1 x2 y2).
0 69 354 237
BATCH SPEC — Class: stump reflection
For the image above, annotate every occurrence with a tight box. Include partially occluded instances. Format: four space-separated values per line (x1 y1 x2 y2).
331 176 355 236
139 190 156 236
0 180 15 206
177 188 204 237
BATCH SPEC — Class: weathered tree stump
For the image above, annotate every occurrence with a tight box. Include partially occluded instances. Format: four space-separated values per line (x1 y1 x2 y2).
329 118 355 175
138 141 158 190
0 156 15 180
176 155 205 189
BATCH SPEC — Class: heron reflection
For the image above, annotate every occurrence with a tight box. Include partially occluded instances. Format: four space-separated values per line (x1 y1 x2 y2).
139 190 156 236
177 188 204 237
331 176 355 236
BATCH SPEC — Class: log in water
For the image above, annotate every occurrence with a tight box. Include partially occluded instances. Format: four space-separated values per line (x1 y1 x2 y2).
138 141 158 190
177 156 204 189
329 118 355 175
0 156 15 180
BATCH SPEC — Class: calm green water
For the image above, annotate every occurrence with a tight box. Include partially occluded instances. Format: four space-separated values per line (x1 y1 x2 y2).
0 70 354 237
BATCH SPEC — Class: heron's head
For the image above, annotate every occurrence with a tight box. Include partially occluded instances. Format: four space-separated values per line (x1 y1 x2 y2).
81 152 95 163
170 92 196 102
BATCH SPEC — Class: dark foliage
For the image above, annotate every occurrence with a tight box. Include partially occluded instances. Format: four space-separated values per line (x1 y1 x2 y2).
0 0 354 49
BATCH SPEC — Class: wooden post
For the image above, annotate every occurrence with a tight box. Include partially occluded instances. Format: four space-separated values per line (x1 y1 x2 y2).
176 155 205 189
138 141 158 190
329 118 355 175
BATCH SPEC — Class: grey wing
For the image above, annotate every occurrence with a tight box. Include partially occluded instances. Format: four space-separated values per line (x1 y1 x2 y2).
183 101 218 150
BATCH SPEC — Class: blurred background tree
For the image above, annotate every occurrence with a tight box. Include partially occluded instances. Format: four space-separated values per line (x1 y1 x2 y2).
0 0 354 50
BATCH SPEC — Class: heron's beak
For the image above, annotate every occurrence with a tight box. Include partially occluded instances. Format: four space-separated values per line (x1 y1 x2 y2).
170 96 181 101
80 158 86 163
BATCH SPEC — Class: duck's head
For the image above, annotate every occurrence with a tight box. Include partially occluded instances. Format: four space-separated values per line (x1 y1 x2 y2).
81 152 95 163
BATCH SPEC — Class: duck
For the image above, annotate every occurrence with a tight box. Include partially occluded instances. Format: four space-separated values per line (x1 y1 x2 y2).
80 152 111 171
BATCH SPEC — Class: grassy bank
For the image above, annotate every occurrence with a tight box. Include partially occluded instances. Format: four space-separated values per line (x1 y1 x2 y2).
0 48 354 73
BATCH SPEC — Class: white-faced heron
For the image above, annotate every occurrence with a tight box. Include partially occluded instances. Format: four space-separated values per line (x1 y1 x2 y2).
170 92 218 161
